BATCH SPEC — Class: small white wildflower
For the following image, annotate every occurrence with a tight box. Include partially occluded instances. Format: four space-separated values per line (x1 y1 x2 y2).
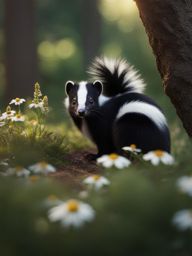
1 110 16 120
0 121 5 127
0 159 9 166
172 209 192 230
83 175 110 190
143 150 174 166
11 113 25 122
9 98 26 106
42 95 49 114
6 166 30 177
177 176 192 196
97 153 131 169
29 101 44 110
48 199 95 228
34 82 42 97
29 161 56 175
122 144 142 154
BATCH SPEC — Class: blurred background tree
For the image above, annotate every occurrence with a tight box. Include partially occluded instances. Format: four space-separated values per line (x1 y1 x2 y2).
0 0 177 124
4 0 37 101
82 0 102 67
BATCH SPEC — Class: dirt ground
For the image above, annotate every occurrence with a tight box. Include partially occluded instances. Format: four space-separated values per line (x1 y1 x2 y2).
49 150 102 184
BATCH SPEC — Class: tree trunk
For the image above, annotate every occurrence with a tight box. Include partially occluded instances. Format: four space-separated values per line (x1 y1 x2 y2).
4 0 37 102
134 0 192 136
82 0 102 68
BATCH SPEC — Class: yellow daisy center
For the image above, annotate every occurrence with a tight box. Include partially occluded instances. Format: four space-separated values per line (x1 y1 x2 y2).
109 153 119 160
93 175 101 181
7 111 11 115
154 150 164 157
16 114 21 118
130 144 136 150
48 195 58 201
39 161 48 168
29 175 39 182
15 98 20 102
67 200 79 212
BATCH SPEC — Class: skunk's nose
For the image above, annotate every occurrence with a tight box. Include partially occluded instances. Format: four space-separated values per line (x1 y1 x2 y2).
78 109 85 117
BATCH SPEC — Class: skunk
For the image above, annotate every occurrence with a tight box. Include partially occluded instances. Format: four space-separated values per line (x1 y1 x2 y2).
64 57 171 158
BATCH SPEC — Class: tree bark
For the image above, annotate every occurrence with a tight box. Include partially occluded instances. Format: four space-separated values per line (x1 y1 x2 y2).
82 0 102 68
4 0 37 102
134 0 192 136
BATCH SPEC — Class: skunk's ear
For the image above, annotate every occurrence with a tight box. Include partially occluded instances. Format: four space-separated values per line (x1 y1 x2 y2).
93 80 103 95
65 80 74 95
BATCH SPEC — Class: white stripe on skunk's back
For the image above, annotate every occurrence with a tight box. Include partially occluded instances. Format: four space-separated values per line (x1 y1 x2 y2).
116 101 167 129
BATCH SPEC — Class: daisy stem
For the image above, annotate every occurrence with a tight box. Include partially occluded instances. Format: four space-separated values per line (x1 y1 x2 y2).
129 152 151 166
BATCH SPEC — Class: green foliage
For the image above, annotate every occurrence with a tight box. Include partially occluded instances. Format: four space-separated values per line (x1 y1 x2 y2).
0 83 69 168
0 148 192 256
0 117 192 255
4 127 67 167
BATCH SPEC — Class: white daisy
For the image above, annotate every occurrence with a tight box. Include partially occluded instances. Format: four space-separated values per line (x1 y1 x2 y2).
9 98 26 105
48 199 95 228
83 175 110 190
122 144 141 154
29 101 44 110
143 150 174 166
0 159 9 166
1 110 16 120
177 176 192 196
6 166 30 177
0 121 5 127
29 161 56 175
172 209 192 230
11 113 25 122
97 153 131 169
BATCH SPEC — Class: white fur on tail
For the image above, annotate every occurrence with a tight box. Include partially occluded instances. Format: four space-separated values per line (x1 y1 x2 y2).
89 57 146 94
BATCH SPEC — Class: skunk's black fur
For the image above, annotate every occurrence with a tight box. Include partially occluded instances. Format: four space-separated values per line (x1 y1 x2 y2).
65 57 171 158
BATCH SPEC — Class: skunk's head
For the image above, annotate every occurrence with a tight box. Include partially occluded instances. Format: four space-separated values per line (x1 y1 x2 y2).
65 80 103 118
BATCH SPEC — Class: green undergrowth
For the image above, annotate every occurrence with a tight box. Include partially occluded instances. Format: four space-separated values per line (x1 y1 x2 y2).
0 122 91 169
0 122 192 255
0 82 192 255
0 142 192 256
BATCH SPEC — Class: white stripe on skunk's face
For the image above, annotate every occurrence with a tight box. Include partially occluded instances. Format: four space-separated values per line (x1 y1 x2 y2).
65 80 103 118
116 101 167 130
77 81 88 112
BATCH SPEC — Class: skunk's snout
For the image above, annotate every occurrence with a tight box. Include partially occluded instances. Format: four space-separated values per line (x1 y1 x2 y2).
78 109 85 117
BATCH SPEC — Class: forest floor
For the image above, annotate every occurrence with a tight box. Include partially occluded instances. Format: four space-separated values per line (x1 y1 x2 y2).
49 149 101 184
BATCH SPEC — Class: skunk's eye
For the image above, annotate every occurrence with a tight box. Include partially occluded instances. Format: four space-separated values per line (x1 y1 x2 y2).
89 98 94 104
71 98 77 106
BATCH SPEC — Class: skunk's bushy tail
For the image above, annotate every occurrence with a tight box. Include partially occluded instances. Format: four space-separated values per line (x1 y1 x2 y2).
88 57 146 97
